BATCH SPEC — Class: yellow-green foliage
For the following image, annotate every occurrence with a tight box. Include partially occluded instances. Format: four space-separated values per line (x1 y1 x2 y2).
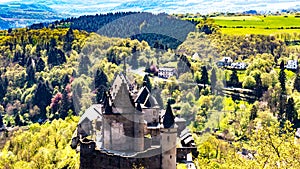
194 122 300 169
0 116 79 169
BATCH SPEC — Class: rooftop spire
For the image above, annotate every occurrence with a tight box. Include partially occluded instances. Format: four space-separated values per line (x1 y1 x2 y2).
163 101 175 128
103 92 113 114
136 102 142 113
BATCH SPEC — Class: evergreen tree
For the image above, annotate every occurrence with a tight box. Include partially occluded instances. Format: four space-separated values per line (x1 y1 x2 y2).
60 89 70 119
50 38 57 48
33 80 53 120
36 58 45 72
35 44 42 58
278 61 286 125
78 54 91 75
200 66 209 88
229 70 239 87
250 105 258 121
278 94 286 125
62 74 70 86
210 68 217 94
279 61 286 93
294 74 300 92
286 97 298 125
95 69 109 103
143 74 152 92
47 48 66 66
14 113 22 126
0 78 6 102
0 114 3 127
13 50 22 63
145 61 150 73
254 74 263 99
26 64 35 85
63 28 75 52
131 45 139 69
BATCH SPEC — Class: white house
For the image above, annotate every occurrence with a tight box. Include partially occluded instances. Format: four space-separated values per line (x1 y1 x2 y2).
285 60 298 70
217 57 233 67
192 52 200 61
158 67 177 79
231 62 247 70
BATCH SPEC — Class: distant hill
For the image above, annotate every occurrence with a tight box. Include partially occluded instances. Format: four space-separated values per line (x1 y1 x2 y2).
0 18 13 30
0 0 300 30
30 12 196 49
0 2 66 29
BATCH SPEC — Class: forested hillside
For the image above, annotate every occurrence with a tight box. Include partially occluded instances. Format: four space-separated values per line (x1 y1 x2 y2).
0 116 79 169
0 11 300 169
30 12 196 49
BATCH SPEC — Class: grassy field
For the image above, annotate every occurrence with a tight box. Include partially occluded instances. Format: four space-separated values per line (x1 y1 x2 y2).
215 15 300 35
192 15 300 36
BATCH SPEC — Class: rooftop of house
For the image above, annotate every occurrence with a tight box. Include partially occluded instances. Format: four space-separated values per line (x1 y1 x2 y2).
296 128 300 138
78 104 102 124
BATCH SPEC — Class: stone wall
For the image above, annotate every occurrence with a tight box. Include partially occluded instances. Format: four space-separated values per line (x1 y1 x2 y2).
103 114 144 152
80 142 162 169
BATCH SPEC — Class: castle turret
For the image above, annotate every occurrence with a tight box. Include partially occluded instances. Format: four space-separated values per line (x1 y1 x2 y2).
161 102 177 169
102 74 144 152
134 102 145 152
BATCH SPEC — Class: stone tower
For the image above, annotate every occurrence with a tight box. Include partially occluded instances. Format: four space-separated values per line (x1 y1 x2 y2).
161 102 177 169
102 74 144 152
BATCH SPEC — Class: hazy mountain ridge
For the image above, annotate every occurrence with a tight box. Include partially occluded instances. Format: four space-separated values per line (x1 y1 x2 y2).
0 0 299 30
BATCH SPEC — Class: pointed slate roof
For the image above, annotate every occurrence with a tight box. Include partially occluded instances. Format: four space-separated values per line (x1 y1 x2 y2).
103 92 113 114
134 86 150 105
134 86 160 109
163 102 175 128
136 102 143 113
113 79 135 113
78 104 102 124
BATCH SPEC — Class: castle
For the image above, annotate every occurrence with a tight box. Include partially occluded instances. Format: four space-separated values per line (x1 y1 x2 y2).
71 73 196 169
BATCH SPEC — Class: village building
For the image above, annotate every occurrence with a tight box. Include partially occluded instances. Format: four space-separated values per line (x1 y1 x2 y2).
158 67 177 79
230 62 247 70
285 60 298 70
71 73 196 169
216 57 233 67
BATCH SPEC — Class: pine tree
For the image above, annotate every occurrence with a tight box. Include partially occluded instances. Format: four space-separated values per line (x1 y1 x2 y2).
62 74 70 86
36 58 45 72
131 45 139 69
78 54 91 75
14 113 22 126
26 64 35 86
145 61 150 73
33 80 53 120
255 74 263 99
95 69 109 103
278 61 286 125
63 28 75 52
210 68 217 94
294 74 300 92
229 70 239 87
200 66 209 88
279 61 286 93
0 114 3 127
60 89 70 119
249 105 258 121
286 97 298 125
0 79 5 102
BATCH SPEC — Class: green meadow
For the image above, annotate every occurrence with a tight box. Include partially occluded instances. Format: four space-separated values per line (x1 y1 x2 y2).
213 15 300 35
